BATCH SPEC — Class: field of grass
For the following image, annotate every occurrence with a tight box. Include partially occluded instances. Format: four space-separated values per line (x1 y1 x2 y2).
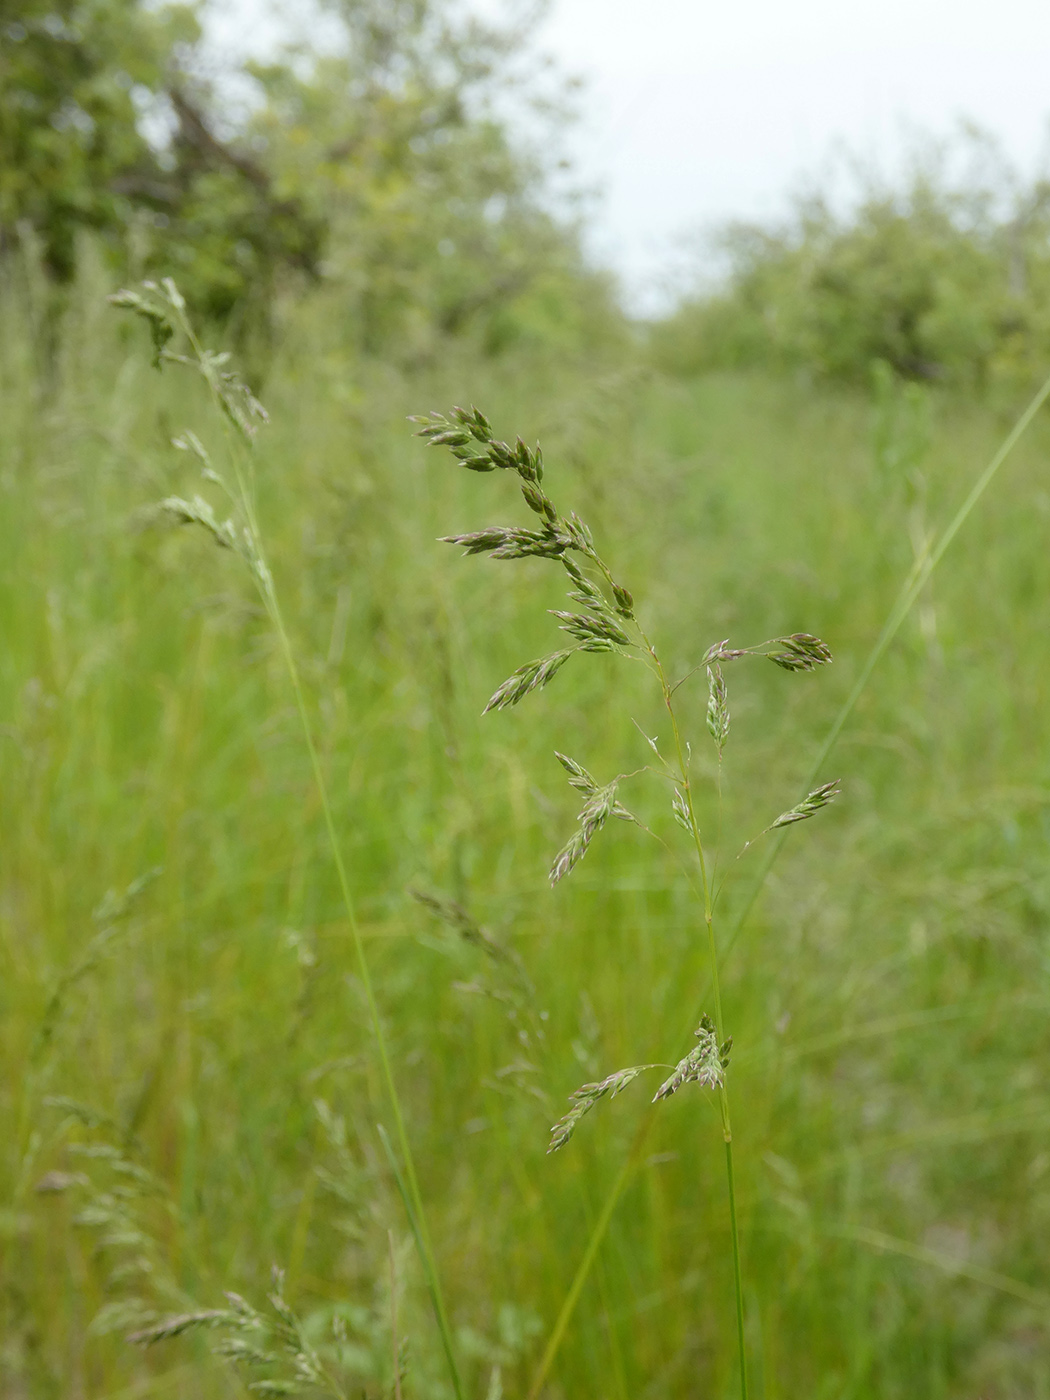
4 266 1050 1400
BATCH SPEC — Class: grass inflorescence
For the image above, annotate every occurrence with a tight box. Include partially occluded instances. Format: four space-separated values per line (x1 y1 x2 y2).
7 264 1050 1398
416 401 844 1395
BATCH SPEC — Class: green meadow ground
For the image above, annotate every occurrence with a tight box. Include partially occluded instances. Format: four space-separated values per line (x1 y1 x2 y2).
4 271 1050 1400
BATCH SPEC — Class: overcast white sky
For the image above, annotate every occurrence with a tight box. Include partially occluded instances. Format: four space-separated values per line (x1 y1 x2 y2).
208 0 1050 311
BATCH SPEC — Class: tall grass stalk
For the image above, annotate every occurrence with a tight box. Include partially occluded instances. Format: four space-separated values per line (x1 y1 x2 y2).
110 281 464 1400
524 360 1050 1394
415 407 841 1396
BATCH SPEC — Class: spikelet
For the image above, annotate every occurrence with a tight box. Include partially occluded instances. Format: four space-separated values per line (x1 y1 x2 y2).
770 779 841 829
767 633 833 672
653 1017 732 1102
549 760 636 886
548 1065 657 1153
706 663 730 751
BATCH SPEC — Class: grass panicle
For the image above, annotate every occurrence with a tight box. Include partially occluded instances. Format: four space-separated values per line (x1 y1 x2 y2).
549 769 637 887
130 1268 353 1399
769 780 841 829
419 403 842 1399
111 282 464 1400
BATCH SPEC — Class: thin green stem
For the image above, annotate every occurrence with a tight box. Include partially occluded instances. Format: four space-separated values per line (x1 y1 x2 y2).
527 1126 646 1400
176 309 464 1400
724 1137 748 1400
650 639 748 1400
267 564 463 1400
532 368 1050 1391
378 1126 462 1398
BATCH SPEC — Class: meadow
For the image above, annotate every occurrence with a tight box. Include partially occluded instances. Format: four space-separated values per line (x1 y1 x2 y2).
4 260 1050 1400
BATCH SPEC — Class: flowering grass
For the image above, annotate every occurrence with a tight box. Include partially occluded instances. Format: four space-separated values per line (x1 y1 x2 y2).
4 266 1050 1396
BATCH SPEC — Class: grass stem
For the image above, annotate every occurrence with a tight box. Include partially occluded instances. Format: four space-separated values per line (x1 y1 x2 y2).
176 304 464 1400
724 1135 748 1400
656 642 749 1399
532 363 1050 1390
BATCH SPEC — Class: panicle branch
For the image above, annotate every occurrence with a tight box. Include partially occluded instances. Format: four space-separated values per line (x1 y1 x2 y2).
421 406 637 722
765 633 833 672
483 651 574 713
110 280 268 441
549 757 636 886
548 1064 658 1153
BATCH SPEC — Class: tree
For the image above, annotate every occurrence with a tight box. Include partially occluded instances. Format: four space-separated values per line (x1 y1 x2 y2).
652 129 1050 386
245 0 616 355
1 0 620 353
0 0 322 317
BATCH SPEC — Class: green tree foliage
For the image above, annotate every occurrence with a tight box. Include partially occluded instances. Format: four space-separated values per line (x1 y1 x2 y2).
653 133 1050 386
0 0 321 319
1 0 623 353
246 0 620 355
0 0 182 280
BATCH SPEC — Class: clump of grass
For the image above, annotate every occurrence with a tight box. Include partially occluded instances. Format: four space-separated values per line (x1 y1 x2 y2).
414 404 840 1397
110 281 464 1399
39 1121 417 1399
130 1266 366 1399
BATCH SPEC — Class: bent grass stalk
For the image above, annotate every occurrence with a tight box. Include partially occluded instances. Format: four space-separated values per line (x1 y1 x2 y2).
415 408 841 1398
110 282 464 1400
523 359 1050 1397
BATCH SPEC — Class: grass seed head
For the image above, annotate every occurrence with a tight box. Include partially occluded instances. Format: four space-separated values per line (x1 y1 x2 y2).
703 638 747 663
564 511 594 551
449 404 493 441
770 779 841 828
520 478 558 522
109 288 174 367
768 633 833 671
672 788 691 831
410 889 511 964
612 583 634 618
549 609 631 647
652 1016 730 1102
483 650 574 713
548 1064 657 1153
554 752 599 795
441 526 567 560
159 495 241 554
706 663 730 750
549 779 636 886
128 1310 231 1345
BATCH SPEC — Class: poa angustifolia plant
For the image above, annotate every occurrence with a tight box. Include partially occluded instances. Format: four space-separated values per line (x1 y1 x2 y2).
414 405 839 1398
109 280 465 1400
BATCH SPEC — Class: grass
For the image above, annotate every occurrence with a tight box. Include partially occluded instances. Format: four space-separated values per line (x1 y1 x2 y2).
415 400 844 1400
4 264 1050 1397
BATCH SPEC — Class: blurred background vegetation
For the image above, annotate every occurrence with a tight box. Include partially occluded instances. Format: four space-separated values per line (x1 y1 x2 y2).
4 2 1050 1398
653 131 1050 387
0 0 619 356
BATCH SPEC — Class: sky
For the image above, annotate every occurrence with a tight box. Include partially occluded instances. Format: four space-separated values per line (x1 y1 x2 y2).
207 0 1050 312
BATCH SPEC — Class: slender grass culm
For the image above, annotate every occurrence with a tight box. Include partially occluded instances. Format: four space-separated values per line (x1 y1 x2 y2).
522 358 1050 1398
413 407 841 1397
108 280 465 1400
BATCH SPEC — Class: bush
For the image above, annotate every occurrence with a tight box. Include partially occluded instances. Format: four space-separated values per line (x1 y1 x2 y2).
652 132 1050 386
